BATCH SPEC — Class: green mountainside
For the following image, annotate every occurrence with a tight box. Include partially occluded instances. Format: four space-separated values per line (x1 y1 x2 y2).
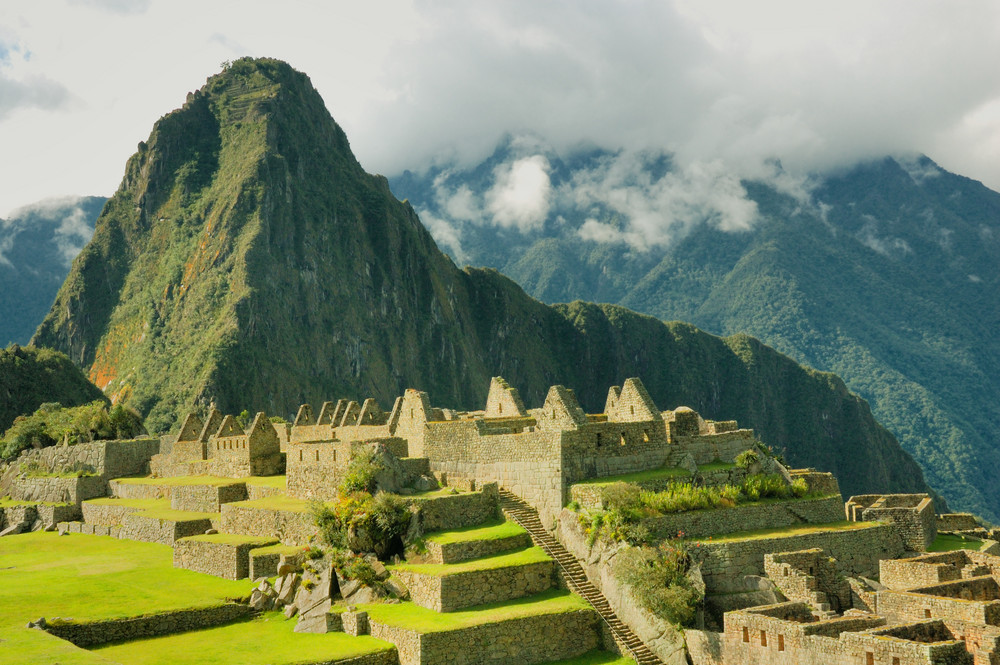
391 147 1000 520
32 58 932 501
0 344 107 432
0 196 107 345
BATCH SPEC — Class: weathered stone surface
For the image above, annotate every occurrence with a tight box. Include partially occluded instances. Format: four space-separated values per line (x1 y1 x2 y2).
393 558 554 612
369 608 599 665
173 536 278 580
43 604 251 647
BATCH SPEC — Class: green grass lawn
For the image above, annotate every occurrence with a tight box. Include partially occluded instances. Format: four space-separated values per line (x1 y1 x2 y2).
83 497 218 522
91 611 393 665
928 533 985 552
249 543 304 557
573 466 691 487
179 533 278 547
391 546 550 576
698 520 882 543
0 498 71 508
361 588 590 633
551 650 637 665
0 531 256 665
424 519 526 544
227 495 314 513
244 475 286 489
112 475 244 487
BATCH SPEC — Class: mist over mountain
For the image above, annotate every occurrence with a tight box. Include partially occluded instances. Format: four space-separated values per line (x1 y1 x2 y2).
390 142 1000 521
28 58 933 504
0 196 106 345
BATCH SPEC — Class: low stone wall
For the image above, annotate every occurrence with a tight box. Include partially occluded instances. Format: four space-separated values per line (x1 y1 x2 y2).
417 486 500 533
220 502 318 546
10 475 107 506
937 513 981 532
35 503 79 524
44 604 251 647
119 513 213 545
171 483 248 512
149 457 207 478
557 510 690 664
174 536 279 580
82 501 138 526
393 560 553 612
640 496 845 541
369 609 599 665
2 439 160 493
313 651 398 665
697 524 905 594
247 483 285 501
425 531 531 564
109 480 170 501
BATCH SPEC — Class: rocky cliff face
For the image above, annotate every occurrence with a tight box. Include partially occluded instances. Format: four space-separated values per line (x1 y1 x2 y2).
33 58 933 500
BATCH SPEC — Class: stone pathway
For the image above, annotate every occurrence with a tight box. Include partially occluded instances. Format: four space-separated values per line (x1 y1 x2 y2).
498 489 663 665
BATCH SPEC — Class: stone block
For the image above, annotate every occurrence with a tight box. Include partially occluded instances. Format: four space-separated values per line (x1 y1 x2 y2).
173 535 279 580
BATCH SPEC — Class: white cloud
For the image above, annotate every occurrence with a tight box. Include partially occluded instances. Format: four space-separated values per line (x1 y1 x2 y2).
7 195 97 266
418 209 468 264
485 155 552 231
1 0 1000 217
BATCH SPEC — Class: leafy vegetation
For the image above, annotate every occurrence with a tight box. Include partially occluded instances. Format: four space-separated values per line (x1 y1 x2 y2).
312 490 410 557
583 474 810 544
615 542 702 627
1 399 145 461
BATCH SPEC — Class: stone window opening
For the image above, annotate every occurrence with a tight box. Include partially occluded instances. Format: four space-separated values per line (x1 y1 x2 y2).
498 403 502 414
298 450 303 461
777 634 784 651
866 653 874 665
620 432 627 446
809 566 814 575
892 658 900 665
643 430 650 442
315 450 320 461
742 627 749 643
630 405 634 415
924 608 931 618
596 433 602 447
760 630 767 647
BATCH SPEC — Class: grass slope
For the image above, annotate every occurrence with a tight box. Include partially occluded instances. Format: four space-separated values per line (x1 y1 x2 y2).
0 532 253 665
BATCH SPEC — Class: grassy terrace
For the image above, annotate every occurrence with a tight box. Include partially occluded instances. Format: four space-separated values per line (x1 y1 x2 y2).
573 462 737 488
226 495 313 513
0 531 255 665
244 475 286 489
361 588 590 633
113 475 245 487
92 611 393 665
84 497 218 522
248 543 303 557
179 533 278 546
552 651 637 665
695 520 883 543
424 519 526 544
929 533 986 552
391 546 550 576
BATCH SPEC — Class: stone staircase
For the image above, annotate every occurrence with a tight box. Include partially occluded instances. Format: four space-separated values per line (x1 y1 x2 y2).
498 489 663 665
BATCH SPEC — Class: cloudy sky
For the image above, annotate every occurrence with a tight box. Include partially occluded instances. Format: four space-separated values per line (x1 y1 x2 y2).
2 0 999 219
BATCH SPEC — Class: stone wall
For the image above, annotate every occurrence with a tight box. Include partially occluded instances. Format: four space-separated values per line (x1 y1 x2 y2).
173 536 279 579
789 470 841 499
109 480 170 501
847 494 937 552
82 501 137 526
878 577 1000 625
119 512 213 545
640 496 845 542
368 609 599 665
286 441 348 500
937 513 981 532
424 421 566 522
880 552 969 591
393 560 553 612
171 482 248 512
44 604 251 647
220 502 318 546
417 486 500 533
698 524 905 594
1 438 160 495
9 475 107 506
763 548 851 612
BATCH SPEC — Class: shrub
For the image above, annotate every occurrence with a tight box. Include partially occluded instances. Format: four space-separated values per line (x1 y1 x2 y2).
337 450 384 495
734 449 759 469
615 542 702 627
600 482 642 512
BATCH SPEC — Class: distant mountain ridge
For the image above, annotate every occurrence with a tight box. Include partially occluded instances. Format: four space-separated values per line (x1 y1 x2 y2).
0 196 106 345
32 57 934 504
390 144 1000 521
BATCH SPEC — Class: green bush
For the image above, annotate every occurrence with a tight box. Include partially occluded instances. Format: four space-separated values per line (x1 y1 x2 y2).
734 449 759 469
615 542 701 627
0 400 145 461
337 450 384 495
